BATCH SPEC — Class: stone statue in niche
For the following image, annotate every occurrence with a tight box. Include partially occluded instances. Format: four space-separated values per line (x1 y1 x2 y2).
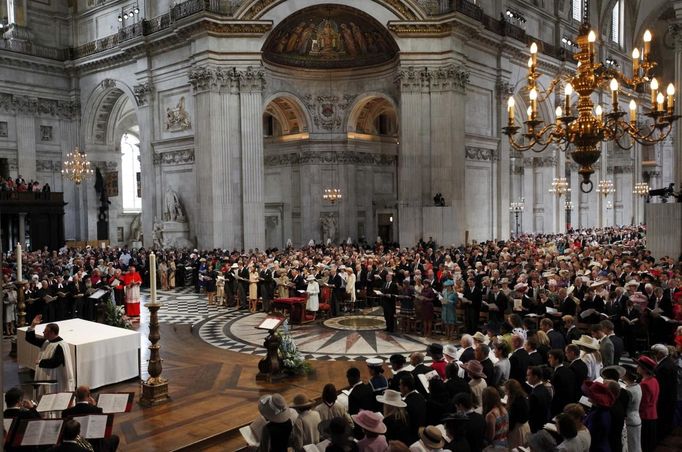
163 187 185 222
128 213 142 245
164 96 192 132
320 213 337 245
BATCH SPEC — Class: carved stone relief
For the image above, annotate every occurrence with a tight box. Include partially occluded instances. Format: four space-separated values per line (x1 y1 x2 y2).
465 146 499 161
264 151 396 166
396 65 469 93
0 93 79 118
40 125 52 142
0 121 7 137
133 81 154 106
302 94 354 131
153 149 195 166
164 96 192 132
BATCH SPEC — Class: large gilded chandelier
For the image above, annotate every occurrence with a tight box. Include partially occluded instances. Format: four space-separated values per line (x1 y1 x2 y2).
503 3 679 193
61 147 94 185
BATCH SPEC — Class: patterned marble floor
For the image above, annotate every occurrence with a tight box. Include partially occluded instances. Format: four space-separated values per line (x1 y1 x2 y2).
143 287 436 362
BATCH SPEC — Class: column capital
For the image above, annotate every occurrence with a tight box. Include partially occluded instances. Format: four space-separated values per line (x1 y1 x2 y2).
133 81 154 106
238 66 266 93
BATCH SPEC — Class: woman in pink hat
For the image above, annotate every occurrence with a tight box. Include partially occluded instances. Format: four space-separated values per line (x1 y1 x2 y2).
351 410 387 452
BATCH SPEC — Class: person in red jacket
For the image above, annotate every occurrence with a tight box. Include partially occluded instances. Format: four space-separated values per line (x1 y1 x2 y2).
637 355 660 451
124 265 142 317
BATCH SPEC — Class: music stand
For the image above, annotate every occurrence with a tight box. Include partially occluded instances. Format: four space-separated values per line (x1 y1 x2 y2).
27 380 57 402
255 316 285 382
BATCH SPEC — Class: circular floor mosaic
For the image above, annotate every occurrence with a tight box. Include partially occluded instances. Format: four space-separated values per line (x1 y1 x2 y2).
324 315 386 331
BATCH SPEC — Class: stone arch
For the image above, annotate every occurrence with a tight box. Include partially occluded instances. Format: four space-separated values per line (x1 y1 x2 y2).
82 79 138 146
345 92 398 137
262 92 311 136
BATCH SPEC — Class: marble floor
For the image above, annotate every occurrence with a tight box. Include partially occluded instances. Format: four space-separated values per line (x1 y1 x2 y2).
145 287 438 362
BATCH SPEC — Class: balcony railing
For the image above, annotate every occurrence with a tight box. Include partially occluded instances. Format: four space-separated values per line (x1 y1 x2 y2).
3 0 569 64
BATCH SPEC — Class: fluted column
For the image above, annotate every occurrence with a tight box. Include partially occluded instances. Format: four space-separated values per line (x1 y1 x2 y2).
239 67 266 250
133 81 156 248
397 67 425 246
16 110 36 181
496 81 513 240
671 7 682 190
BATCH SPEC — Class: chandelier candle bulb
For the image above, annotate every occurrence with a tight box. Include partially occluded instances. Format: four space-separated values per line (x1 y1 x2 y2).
632 48 640 74
643 30 652 60
651 77 659 105
507 97 515 124
610 78 619 110
667 83 675 113
595 105 603 122
529 88 538 117
629 100 637 123
564 83 573 113
555 106 563 124
530 42 538 66
657 92 665 112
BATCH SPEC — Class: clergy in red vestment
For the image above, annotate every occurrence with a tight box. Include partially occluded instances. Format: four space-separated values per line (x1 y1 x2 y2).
124 265 142 317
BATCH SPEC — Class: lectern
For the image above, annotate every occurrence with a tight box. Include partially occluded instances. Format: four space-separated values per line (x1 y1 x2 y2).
256 316 285 382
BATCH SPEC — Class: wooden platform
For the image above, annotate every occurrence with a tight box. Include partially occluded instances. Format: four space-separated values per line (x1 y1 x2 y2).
4 323 353 451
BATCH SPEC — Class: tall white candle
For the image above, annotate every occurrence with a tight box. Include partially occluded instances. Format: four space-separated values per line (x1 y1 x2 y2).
149 252 157 304
16 243 22 282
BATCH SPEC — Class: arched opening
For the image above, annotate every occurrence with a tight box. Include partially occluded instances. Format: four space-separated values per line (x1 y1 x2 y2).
120 128 141 212
347 95 399 140
263 96 309 139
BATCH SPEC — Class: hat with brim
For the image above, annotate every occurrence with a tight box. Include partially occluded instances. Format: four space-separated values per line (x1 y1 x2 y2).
366 358 384 368
290 393 315 410
460 359 486 379
600 365 626 380
625 280 639 288
441 412 469 423
376 389 406 408
306 275 315 281
472 331 489 344
427 343 443 356
637 355 657 373
583 380 615 408
590 280 608 288
258 394 290 423
566 285 575 296
514 283 528 293
419 426 445 449
351 410 387 434
443 279 454 287
443 344 458 359
230 263 239 269
572 335 599 350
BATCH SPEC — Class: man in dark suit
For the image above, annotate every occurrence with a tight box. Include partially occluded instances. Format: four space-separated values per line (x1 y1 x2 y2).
259 264 276 313
409 352 431 394
380 272 400 332
558 288 577 317
3 387 41 420
458 335 476 363
652 344 678 441
562 315 582 343
525 337 545 366
453 392 485 452
591 323 614 367
509 334 529 384
601 320 623 365
47 419 92 452
346 367 374 415
463 278 483 334
328 267 345 317
387 354 410 392
62 386 103 417
527 366 551 433
62 386 120 452
399 373 427 445
548 349 576 416
540 318 566 350
475 344 494 385
565 344 587 401
486 283 508 325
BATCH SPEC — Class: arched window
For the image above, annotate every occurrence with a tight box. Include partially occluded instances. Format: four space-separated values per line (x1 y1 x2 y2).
572 0 584 22
611 0 624 46
121 133 141 211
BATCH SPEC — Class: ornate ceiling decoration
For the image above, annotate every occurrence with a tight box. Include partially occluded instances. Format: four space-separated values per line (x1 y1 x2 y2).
262 4 399 69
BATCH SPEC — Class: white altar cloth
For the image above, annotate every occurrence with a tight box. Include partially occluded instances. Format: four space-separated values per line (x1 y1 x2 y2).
18 319 140 389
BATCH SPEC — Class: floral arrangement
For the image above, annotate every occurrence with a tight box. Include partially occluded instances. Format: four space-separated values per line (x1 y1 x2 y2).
276 319 312 375
104 302 133 329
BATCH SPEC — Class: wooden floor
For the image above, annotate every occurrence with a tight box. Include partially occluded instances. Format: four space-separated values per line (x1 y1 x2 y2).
3 323 353 451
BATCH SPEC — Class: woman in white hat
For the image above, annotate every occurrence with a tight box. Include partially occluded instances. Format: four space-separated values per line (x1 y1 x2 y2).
376 389 410 446
305 274 320 317
572 335 602 380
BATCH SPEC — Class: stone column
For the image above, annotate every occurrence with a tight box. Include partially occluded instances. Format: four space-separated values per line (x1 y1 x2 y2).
239 67 266 250
496 81 513 240
671 7 682 190
15 107 36 181
133 81 156 248
396 67 426 246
